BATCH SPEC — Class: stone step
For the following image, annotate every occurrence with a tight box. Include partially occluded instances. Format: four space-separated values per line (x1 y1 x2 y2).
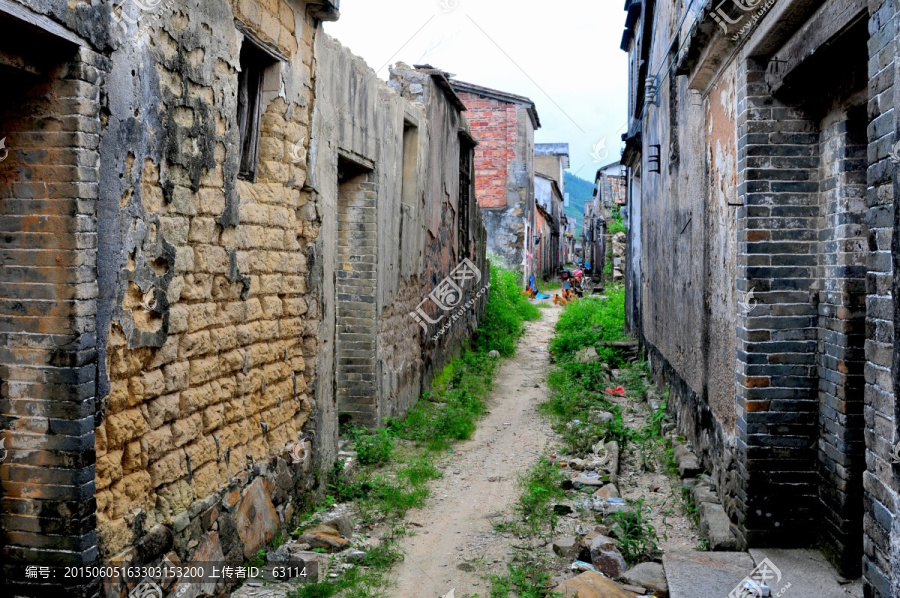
665 549 863 598
664 551 754 598
747 549 862 598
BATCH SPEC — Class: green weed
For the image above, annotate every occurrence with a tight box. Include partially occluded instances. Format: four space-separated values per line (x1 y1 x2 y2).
356 429 394 466
488 550 562 598
607 498 660 564
514 457 567 536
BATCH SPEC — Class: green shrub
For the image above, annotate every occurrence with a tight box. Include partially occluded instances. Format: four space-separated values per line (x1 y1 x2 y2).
608 217 626 236
472 262 540 357
356 429 394 466
514 457 567 536
549 286 627 361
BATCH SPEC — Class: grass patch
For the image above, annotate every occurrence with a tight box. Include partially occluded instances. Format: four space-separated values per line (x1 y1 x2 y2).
489 554 561 598
513 457 567 536
289 542 404 598
355 429 394 467
548 286 627 364
387 350 495 451
472 262 541 357
294 263 539 597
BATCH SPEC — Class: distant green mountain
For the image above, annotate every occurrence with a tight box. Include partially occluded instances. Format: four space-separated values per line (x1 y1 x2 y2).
563 172 594 237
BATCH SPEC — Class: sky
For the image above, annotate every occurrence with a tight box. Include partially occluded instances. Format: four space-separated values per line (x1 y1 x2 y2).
324 0 629 182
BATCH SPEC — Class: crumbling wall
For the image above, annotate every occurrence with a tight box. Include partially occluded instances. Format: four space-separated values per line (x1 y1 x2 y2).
94 0 324 578
310 40 487 429
457 92 532 272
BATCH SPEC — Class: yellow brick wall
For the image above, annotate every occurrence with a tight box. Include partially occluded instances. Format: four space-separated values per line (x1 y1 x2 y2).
95 0 320 558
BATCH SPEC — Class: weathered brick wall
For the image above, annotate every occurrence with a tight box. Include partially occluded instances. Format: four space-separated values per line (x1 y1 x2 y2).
628 0 882 579
863 0 898 594
817 104 868 576
0 1 480 595
456 91 533 272
457 94 516 210
92 1 323 576
310 42 487 432
0 42 107 596
733 57 823 548
335 170 378 425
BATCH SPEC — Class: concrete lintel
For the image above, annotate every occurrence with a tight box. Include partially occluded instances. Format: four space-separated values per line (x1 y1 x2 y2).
0 0 89 48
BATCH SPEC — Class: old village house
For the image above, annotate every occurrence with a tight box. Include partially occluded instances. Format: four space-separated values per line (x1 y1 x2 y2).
620 0 900 594
0 1 487 595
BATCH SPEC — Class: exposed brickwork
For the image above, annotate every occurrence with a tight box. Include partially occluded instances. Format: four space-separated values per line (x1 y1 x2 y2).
623 0 888 585
95 0 319 562
734 58 822 548
335 170 378 425
817 106 868 575
453 85 535 272
863 0 898 594
456 93 517 210
0 44 107 596
0 3 476 597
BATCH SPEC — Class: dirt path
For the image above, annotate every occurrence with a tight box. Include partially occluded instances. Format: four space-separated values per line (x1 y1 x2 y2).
389 307 560 598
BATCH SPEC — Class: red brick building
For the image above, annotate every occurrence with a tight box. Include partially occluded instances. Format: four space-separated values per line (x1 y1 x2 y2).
451 80 540 273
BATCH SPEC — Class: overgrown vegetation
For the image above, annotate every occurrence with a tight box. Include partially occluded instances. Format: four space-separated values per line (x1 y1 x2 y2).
607 499 661 564
608 206 626 236
548 286 627 363
511 457 567 537
472 263 541 357
291 263 538 597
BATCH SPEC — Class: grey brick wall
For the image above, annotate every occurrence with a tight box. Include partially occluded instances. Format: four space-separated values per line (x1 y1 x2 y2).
863 0 899 595
335 172 378 427
816 105 868 576
734 58 822 547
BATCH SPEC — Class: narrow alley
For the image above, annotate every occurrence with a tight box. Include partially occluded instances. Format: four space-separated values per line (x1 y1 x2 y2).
3 0 900 597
